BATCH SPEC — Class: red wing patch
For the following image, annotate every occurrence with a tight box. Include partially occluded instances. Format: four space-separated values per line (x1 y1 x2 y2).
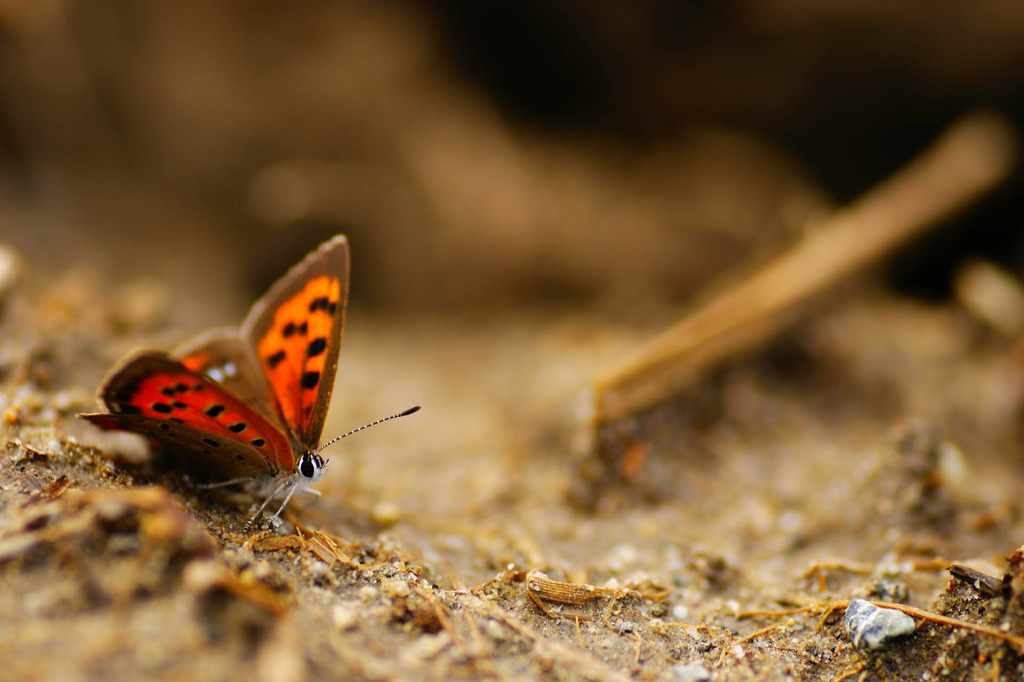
89 350 295 472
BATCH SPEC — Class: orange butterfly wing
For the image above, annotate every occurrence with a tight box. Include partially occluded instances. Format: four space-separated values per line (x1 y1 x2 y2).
242 235 349 449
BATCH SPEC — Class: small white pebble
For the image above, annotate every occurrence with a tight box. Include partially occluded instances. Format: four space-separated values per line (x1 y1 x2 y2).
482 619 506 641
777 510 803 533
666 662 711 682
613 620 636 634
332 603 359 631
382 579 410 598
844 599 916 649
251 562 274 581
371 502 402 525
400 633 451 663
307 560 330 577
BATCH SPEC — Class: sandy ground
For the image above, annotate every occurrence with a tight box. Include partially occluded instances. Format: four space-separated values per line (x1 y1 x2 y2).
3 247 1024 681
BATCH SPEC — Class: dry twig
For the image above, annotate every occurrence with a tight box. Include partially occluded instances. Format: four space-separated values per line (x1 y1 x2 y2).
592 112 1018 424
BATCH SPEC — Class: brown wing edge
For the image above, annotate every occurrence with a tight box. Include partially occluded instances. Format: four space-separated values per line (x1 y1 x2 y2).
240 234 350 446
87 347 177 411
79 410 277 479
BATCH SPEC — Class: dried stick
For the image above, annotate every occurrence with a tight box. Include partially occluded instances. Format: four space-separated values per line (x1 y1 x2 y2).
592 112 1018 423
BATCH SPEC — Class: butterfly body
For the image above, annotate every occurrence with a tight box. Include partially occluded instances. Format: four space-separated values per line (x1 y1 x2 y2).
81 236 351 527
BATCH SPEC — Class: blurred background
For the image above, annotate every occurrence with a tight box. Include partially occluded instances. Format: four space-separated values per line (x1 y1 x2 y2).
9 7 1024 679
4 0 1024 328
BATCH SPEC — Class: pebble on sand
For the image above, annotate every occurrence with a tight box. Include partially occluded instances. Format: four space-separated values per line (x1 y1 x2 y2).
844 598 916 650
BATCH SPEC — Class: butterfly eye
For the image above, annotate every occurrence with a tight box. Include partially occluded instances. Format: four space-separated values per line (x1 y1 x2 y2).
299 454 316 478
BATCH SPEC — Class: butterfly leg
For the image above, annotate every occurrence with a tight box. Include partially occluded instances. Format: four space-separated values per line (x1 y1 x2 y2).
292 487 323 516
196 476 253 489
242 476 294 531
269 482 301 521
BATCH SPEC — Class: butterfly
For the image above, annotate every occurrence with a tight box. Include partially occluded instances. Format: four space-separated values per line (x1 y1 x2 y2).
79 235 418 529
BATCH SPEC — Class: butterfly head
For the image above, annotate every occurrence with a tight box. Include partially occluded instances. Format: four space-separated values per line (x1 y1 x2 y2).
298 451 328 483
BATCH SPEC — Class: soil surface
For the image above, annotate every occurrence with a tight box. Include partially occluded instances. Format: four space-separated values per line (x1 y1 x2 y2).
4 249 1024 681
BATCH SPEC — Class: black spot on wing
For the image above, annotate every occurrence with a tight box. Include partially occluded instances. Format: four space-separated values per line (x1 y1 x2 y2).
152 403 173 414
202 438 221 448
204 404 225 418
307 337 327 357
228 423 246 433
267 350 286 368
250 438 265 447
300 371 320 390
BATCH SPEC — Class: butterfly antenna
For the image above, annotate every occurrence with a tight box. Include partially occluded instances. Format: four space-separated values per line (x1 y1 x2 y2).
316 405 421 454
